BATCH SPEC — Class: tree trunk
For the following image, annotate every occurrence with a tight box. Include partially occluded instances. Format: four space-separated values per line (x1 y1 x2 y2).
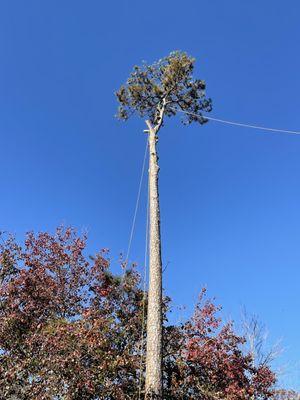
144 120 163 399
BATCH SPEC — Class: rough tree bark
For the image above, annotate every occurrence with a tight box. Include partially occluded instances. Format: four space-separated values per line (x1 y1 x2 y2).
115 52 213 398
144 101 165 399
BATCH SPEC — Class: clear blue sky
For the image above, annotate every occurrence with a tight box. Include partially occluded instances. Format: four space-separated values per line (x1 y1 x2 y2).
0 0 299 390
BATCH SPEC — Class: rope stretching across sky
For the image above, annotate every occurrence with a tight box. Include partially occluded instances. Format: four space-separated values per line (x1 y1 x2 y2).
175 108 300 135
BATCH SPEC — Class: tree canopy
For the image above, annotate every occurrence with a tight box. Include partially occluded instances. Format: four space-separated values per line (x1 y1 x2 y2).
0 227 277 399
116 51 212 127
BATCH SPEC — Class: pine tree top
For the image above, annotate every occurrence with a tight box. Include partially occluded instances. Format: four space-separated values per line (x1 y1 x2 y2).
116 51 212 127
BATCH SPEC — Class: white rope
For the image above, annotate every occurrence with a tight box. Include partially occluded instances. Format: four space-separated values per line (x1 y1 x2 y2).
124 140 148 271
138 161 149 399
175 108 300 135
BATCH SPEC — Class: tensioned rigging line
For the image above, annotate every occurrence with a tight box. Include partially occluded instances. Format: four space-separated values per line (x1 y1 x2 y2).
174 108 300 135
122 137 149 398
125 106 300 270
126 106 300 267
124 139 148 271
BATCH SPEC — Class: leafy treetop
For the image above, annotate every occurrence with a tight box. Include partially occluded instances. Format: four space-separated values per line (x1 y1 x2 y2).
116 51 212 128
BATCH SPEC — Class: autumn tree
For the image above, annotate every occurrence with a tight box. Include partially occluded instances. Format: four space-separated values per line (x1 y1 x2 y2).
116 51 212 399
241 310 283 371
0 227 277 399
